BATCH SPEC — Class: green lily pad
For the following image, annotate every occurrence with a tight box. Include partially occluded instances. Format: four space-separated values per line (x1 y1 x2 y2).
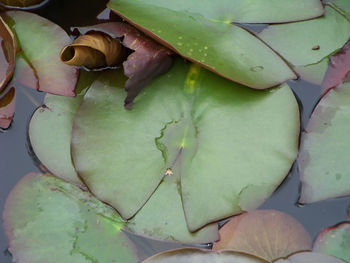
2 11 78 96
259 6 350 84
105 0 326 88
293 58 329 86
274 252 346 263
313 222 350 263
29 70 99 185
3 173 138 263
71 58 299 234
0 16 16 93
325 0 350 21
0 0 47 8
142 248 269 263
213 210 312 261
298 82 350 203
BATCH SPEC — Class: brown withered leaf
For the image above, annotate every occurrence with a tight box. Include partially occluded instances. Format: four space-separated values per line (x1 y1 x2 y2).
74 22 173 108
0 16 16 93
322 41 350 94
60 32 125 69
0 87 15 129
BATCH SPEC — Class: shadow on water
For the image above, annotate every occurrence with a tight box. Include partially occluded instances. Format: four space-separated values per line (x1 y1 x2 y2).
0 0 349 262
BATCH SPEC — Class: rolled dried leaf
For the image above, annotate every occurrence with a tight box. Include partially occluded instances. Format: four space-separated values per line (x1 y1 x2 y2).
0 16 16 93
0 87 15 129
60 32 125 69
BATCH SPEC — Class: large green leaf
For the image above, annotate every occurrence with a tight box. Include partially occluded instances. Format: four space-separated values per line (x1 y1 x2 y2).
313 222 350 263
298 82 350 203
105 0 325 89
3 173 138 263
259 6 350 84
325 0 350 21
2 11 78 96
274 252 346 263
213 210 312 261
142 249 269 263
29 71 99 185
71 59 299 233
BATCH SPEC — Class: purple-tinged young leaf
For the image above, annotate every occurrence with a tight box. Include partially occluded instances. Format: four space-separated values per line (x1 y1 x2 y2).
213 210 312 262
313 222 350 263
142 248 269 263
322 41 350 94
3 173 138 263
0 86 15 129
0 16 16 93
2 11 79 96
75 22 173 108
274 252 346 263
298 82 350 204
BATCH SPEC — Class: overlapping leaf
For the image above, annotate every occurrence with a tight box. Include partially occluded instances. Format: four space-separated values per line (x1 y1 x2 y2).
2 11 78 96
213 210 312 261
73 22 173 108
0 16 15 93
314 222 350 263
298 82 350 203
29 70 100 185
0 0 47 8
142 249 269 263
106 0 326 89
274 252 346 263
71 58 299 236
259 5 350 85
3 173 138 263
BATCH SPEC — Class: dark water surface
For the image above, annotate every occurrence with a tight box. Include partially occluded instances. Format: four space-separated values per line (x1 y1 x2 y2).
1 0 349 262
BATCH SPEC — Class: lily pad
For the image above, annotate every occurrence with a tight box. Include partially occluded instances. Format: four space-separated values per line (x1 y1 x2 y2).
0 16 16 93
259 6 350 83
0 0 47 8
313 222 350 263
0 87 15 129
213 210 312 262
293 58 329 86
74 22 173 108
325 0 350 21
298 82 350 203
275 252 346 263
105 0 326 88
322 41 350 94
142 248 269 263
29 70 100 185
2 11 78 96
3 173 138 263
71 58 299 234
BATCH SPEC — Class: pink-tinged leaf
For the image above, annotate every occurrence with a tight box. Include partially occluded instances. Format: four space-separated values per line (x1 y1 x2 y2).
275 252 346 263
76 22 173 108
322 41 350 94
313 222 350 263
213 210 312 261
2 11 78 96
0 87 15 129
0 16 16 93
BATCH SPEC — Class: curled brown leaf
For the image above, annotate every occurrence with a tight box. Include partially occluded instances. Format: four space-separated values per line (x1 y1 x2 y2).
60 32 126 69
0 86 15 129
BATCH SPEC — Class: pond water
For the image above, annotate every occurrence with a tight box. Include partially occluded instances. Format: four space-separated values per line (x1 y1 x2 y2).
0 0 349 262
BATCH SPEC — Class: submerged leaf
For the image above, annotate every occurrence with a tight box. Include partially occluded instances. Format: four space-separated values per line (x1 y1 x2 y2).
0 16 16 93
3 173 138 263
213 210 312 262
142 248 269 263
106 0 317 89
259 6 350 84
2 11 78 96
75 22 173 108
322 41 350 94
298 82 350 203
313 222 350 263
274 252 346 263
71 59 299 235
29 70 100 185
0 87 15 129
60 32 125 68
